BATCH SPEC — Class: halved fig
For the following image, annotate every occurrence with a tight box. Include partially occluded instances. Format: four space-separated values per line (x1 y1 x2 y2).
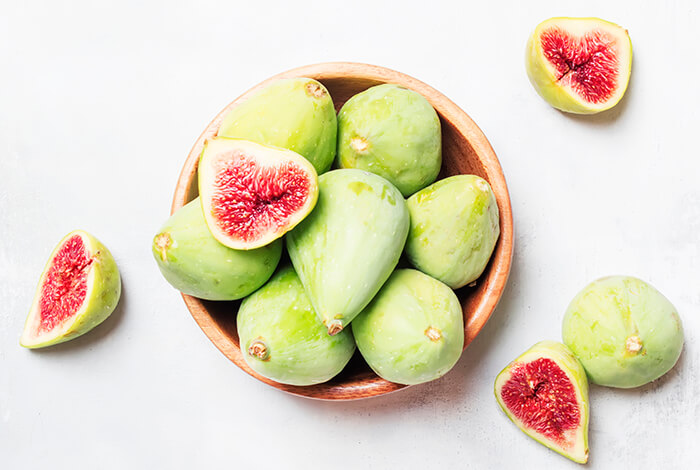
20 230 121 349
198 137 319 250
494 341 590 464
526 17 632 114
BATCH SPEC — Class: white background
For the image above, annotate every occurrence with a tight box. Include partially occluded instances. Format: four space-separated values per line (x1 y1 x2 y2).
1 1 698 468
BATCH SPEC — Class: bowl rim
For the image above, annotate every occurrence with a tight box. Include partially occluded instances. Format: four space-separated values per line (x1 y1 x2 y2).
170 61 514 400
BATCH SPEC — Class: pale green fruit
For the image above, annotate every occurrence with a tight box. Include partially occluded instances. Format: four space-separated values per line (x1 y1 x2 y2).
337 84 441 196
237 266 356 386
562 276 684 388
352 269 464 385
218 78 337 174
405 175 499 289
21 230 121 349
494 341 589 464
152 198 281 301
287 169 409 335
525 17 632 114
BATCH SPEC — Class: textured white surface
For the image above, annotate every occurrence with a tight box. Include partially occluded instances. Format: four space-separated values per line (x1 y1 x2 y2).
1 0 698 468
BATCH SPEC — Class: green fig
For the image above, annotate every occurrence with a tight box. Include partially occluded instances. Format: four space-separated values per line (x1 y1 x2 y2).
562 276 684 388
352 269 464 385
152 198 281 301
287 169 409 335
21 230 121 348
495 341 589 464
237 266 356 386
218 78 337 174
405 175 500 289
337 84 441 196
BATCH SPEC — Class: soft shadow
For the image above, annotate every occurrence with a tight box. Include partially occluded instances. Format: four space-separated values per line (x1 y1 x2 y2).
286 249 524 413
30 280 127 354
558 54 636 127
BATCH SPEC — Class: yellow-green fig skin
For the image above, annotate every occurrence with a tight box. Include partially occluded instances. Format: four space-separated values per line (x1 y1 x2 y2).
237 266 356 386
152 198 282 301
352 269 464 385
287 169 409 335
525 17 633 114
337 84 441 197
494 341 589 464
405 175 499 289
218 78 337 174
562 276 684 388
20 230 121 349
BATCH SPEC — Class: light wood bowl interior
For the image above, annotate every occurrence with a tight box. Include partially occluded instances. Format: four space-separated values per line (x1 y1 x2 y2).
171 62 514 400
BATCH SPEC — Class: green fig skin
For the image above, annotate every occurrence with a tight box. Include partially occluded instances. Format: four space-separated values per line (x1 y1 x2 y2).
405 175 500 289
218 78 337 174
337 84 441 197
494 341 589 464
525 17 633 114
237 266 356 386
287 169 410 335
352 269 464 385
562 276 684 388
152 198 282 301
20 230 122 349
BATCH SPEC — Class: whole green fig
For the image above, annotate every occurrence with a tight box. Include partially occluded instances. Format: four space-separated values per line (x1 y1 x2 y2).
152 198 281 300
405 175 500 289
237 266 356 386
352 269 464 385
218 78 337 174
562 276 684 388
287 169 409 335
337 84 441 196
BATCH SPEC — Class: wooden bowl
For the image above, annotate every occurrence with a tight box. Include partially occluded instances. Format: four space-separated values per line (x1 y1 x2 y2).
171 62 514 400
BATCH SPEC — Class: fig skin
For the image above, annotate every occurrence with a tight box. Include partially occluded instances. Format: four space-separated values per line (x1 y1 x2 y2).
525 17 632 114
352 269 464 385
562 276 684 388
218 78 337 174
494 341 589 464
287 169 409 335
337 84 441 197
405 175 500 289
151 198 282 301
237 266 356 386
20 230 121 349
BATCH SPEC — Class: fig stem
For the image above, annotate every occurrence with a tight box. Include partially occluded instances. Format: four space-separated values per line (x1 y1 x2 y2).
625 335 643 354
154 233 171 262
424 326 442 342
248 339 269 361
327 320 343 336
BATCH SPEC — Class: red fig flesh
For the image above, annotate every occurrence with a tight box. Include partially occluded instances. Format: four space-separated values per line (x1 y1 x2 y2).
526 17 632 114
495 341 589 464
198 138 319 250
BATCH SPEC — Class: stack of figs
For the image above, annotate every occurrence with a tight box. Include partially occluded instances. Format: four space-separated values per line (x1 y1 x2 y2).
152 78 500 387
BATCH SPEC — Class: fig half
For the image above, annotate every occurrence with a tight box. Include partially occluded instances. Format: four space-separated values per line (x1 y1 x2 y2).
526 17 632 114
198 137 319 250
494 341 589 464
20 230 121 348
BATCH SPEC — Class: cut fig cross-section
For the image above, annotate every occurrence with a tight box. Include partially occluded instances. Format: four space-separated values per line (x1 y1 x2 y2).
526 17 632 114
198 137 319 250
494 341 590 464
20 230 121 349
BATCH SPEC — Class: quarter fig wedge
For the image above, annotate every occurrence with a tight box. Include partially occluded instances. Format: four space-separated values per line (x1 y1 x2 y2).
494 341 589 464
20 230 121 349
